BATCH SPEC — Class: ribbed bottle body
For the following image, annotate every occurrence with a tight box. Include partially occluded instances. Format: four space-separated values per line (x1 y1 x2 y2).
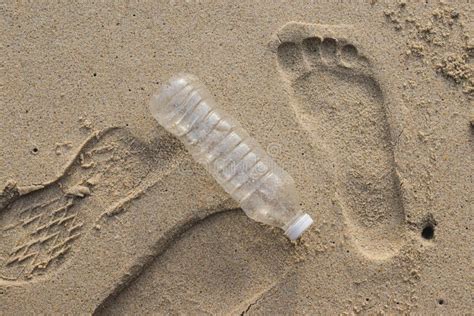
150 74 313 238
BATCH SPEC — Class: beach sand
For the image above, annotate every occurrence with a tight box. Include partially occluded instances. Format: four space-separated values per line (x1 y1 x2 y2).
1 1 473 314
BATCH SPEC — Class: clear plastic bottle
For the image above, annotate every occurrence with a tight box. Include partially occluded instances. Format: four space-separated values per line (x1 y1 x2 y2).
150 73 313 240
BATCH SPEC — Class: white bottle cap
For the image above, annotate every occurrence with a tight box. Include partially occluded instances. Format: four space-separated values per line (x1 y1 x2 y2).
285 213 314 240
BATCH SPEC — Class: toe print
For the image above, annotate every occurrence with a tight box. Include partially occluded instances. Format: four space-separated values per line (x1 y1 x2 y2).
277 42 305 79
340 44 358 64
320 38 338 64
273 22 406 260
302 37 322 65
276 31 373 80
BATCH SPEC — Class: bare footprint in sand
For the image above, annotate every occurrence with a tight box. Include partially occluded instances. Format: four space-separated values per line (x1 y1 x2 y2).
95 210 295 315
272 22 406 260
0 127 180 283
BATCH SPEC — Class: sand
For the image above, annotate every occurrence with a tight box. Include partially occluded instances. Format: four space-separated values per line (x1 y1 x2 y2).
1 0 473 314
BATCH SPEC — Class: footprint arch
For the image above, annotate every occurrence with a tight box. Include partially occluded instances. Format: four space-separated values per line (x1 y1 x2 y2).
272 22 406 260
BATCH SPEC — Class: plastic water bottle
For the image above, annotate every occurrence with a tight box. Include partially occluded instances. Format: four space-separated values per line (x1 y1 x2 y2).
150 73 313 240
